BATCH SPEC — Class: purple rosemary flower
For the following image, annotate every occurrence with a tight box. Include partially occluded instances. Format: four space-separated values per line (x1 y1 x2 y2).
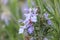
31 15 37 22
44 12 49 20
19 8 37 34
19 26 24 34
27 26 34 34
24 8 38 23
47 19 52 25
44 12 52 25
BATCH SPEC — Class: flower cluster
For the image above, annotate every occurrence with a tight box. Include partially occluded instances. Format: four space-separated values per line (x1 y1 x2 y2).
19 8 38 34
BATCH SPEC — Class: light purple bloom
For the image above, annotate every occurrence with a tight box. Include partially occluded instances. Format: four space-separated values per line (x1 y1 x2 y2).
44 12 52 25
47 20 52 25
19 26 24 34
31 16 37 22
23 14 30 24
44 13 49 20
33 8 38 14
28 26 34 34
24 8 38 23
26 24 34 34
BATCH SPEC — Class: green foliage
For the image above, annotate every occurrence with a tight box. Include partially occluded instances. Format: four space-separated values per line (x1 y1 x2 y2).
34 0 60 40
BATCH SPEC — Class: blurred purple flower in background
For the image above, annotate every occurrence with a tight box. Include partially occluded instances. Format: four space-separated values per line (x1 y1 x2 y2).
1 10 11 25
1 0 8 5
